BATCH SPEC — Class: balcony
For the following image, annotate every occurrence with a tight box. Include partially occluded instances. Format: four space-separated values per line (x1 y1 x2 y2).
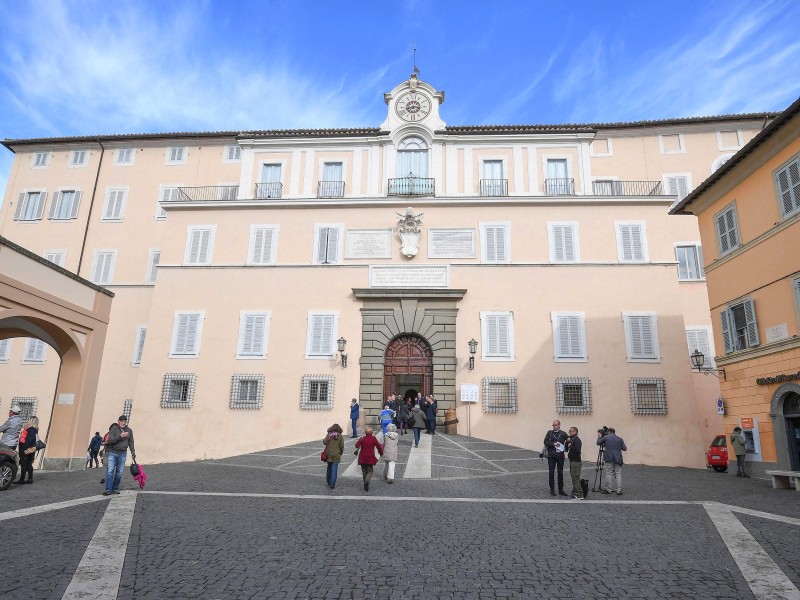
480 179 508 197
388 175 435 197
592 180 663 196
254 182 283 199
544 178 575 196
317 181 345 198
177 185 239 201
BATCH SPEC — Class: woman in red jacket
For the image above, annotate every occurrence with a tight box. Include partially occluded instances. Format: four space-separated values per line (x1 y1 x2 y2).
354 427 383 492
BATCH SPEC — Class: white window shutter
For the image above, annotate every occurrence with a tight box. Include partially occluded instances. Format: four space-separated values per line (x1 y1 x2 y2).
484 226 507 262
251 228 274 264
14 193 26 220
628 315 655 358
174 314 199 355
0 339 9 360
620 225 644 261
743 299 759 347
326 227 339 263
309 314 334 355
240 315 266 355
485 314 510 357
696 245 705 278
35 192 47 220
557 315 583 357
686 330 710 367
189 229 210 264
70 191 82 219
134 327 147 364
776 159 800 215
25 339 44 361
720 309 733 353
147 251 161 283
486 315 500 354
49 192 61 219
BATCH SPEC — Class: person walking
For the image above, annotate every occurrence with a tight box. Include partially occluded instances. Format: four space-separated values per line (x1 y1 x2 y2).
597 427 627 495
103 415 136 496
0 404 23 450
14 416 39 485
566 426 583 500
410 404 426 448
426 395 438 435
87 431 103 468
323 423 345 489
382 424 399 483
379 404 395 436
349 398 360 438
99 423 115 484
730 426 749 478
397 400 410 435
544 419 569 496
355 427 383 492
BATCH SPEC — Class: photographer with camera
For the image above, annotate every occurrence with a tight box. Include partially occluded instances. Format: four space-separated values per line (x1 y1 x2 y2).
543 420 569 496
566 427 584 500
597 426 627 495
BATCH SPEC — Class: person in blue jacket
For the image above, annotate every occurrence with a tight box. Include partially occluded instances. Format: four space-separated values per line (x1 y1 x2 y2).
87 431 103 468
349 398 360 438
379 404 395 436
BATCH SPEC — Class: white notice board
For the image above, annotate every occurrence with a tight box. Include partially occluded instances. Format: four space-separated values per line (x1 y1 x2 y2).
460 384 479 403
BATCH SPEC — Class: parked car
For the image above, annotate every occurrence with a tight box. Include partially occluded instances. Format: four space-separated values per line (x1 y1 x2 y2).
706 434 728 472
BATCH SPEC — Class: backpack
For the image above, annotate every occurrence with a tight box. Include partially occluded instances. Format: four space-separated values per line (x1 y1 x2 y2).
581 479 589 498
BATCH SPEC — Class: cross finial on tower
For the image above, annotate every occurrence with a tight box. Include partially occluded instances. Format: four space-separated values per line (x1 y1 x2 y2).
413 43 420 76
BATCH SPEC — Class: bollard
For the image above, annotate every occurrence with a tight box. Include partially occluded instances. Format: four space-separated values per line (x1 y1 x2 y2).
444 408 459 434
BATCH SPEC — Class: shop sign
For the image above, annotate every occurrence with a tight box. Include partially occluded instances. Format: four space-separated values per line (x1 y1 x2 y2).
756 371 800 385
740 417 754 429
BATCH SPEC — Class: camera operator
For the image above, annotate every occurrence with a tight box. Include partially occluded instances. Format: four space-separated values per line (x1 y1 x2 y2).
597 427 627 495
566 427 583 500
543 419 569 496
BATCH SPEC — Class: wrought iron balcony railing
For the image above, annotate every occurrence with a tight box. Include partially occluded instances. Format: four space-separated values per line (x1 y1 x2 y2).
388 175 435 196
254 182 283 199
592 180 663 196
177 185 239 202
317 181 345 198
480 179 508 197
544 178 575 196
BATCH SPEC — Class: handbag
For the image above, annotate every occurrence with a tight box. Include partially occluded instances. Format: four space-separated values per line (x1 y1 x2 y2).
130 463 140 476
408 415 416 427
320 450 328 462
35 438 46 451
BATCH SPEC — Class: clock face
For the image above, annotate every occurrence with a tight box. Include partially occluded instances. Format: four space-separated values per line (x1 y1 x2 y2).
396 92 431 122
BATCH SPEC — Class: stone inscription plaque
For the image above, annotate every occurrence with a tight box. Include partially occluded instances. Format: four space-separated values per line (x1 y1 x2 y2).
429 229 476 258
346 229 392 259
369 265 450 288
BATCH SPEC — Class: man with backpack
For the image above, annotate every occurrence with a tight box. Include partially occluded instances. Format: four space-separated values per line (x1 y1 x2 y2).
103 415 136 496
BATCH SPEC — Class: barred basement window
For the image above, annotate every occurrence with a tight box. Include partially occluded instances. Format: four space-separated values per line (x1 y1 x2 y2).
629 378 667 415
481 377 518 414
555 377 592 415
230 374 264 410
300 374 335 410
161 373 197 409
13 397 38 422
122 399 133 422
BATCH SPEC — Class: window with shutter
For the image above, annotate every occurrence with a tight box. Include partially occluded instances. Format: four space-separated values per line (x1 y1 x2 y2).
249 226 278 265
225 145 242 162
167 146 186 164
91 251 117 284
480 311 514 360
675 244 705 280
775 156 800 217
715 204 740 255
184 226 215 265
0 339 10 362
238 312 270 357
132 326 147 366
685 328 713 367
314 225 342 264
102 189 127 221
615 222 648 263
115 148 133 165
723 299 759 352
33 152 49 167
15 191 47 221
665 175 690 201
146 250 160 283
551 312 586 361
171 312 203 357
70 150 87 166
23 339 45 363
44 250 66 267
480 223 510 263
548 222 579 263
623 313 660 361
50 190 81 220
306 312 337 357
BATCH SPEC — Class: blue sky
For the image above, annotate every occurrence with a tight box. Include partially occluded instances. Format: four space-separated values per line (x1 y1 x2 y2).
1 0 799 200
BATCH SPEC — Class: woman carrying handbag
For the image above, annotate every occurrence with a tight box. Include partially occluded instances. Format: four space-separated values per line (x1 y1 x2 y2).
322 424 344 490
15 416 40 485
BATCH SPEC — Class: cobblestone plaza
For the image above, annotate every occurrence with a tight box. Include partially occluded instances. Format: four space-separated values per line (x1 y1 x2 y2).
2 433 799 599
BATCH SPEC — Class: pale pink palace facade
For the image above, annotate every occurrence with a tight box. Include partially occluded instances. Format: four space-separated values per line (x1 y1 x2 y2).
0 75 777 467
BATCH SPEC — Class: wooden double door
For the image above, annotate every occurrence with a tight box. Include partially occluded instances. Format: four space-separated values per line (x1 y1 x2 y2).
383 335 433 401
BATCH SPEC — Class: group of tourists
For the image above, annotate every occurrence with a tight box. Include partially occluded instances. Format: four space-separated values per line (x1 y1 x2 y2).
0 405 42 485
370 393 438 443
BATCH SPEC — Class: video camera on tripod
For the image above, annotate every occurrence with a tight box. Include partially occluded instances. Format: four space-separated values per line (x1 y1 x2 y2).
592 425 610 492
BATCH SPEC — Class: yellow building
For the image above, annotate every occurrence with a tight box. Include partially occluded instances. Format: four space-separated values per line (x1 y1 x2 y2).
671 95 800 475
0 75 779 467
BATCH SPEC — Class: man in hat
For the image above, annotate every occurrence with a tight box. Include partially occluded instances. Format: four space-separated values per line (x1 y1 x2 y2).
103 415 135 496
0 405 23 450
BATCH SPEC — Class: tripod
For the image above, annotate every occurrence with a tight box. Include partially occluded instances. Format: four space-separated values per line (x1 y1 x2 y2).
592 443 605 492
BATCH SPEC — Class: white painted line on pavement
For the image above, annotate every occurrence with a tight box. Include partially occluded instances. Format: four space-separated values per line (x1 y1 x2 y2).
404 430 432 478
725 504 800 527
703 502 800 600
0 495 109 522
61 491 137 600
438 434 509 473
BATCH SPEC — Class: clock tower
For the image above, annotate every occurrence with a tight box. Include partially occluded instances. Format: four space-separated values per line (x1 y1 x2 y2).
381 74 446 133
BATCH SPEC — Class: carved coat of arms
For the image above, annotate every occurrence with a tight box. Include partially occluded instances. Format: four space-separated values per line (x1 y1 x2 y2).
396 207 424 258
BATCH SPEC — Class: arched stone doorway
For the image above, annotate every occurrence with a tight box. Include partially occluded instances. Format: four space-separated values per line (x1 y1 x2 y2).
769 382 800 471
0 236 112 469
384 335 433 401
783 392 800 470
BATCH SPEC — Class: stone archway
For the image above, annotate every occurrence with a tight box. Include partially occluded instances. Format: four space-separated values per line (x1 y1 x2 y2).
769 382 800 471
0 236 112 469
383 334 433 401
353 288 466 426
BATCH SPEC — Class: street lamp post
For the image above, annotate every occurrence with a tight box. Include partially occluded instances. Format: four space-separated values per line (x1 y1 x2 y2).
690 349 726 380
337 337 348 368
468 338 478 371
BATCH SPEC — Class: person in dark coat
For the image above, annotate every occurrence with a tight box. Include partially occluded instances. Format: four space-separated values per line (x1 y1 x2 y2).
349 399 360 438
15 416 39 484
103 415 135 496
425 396 438 434
544 419 569 496
87 431 103 468
598 427 627 495
355 427 383 492
323 423 345 489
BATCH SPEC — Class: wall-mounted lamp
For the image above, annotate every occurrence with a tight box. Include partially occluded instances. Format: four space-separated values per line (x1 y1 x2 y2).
468 338 478 371
337 337 348 368
690 349 725 380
